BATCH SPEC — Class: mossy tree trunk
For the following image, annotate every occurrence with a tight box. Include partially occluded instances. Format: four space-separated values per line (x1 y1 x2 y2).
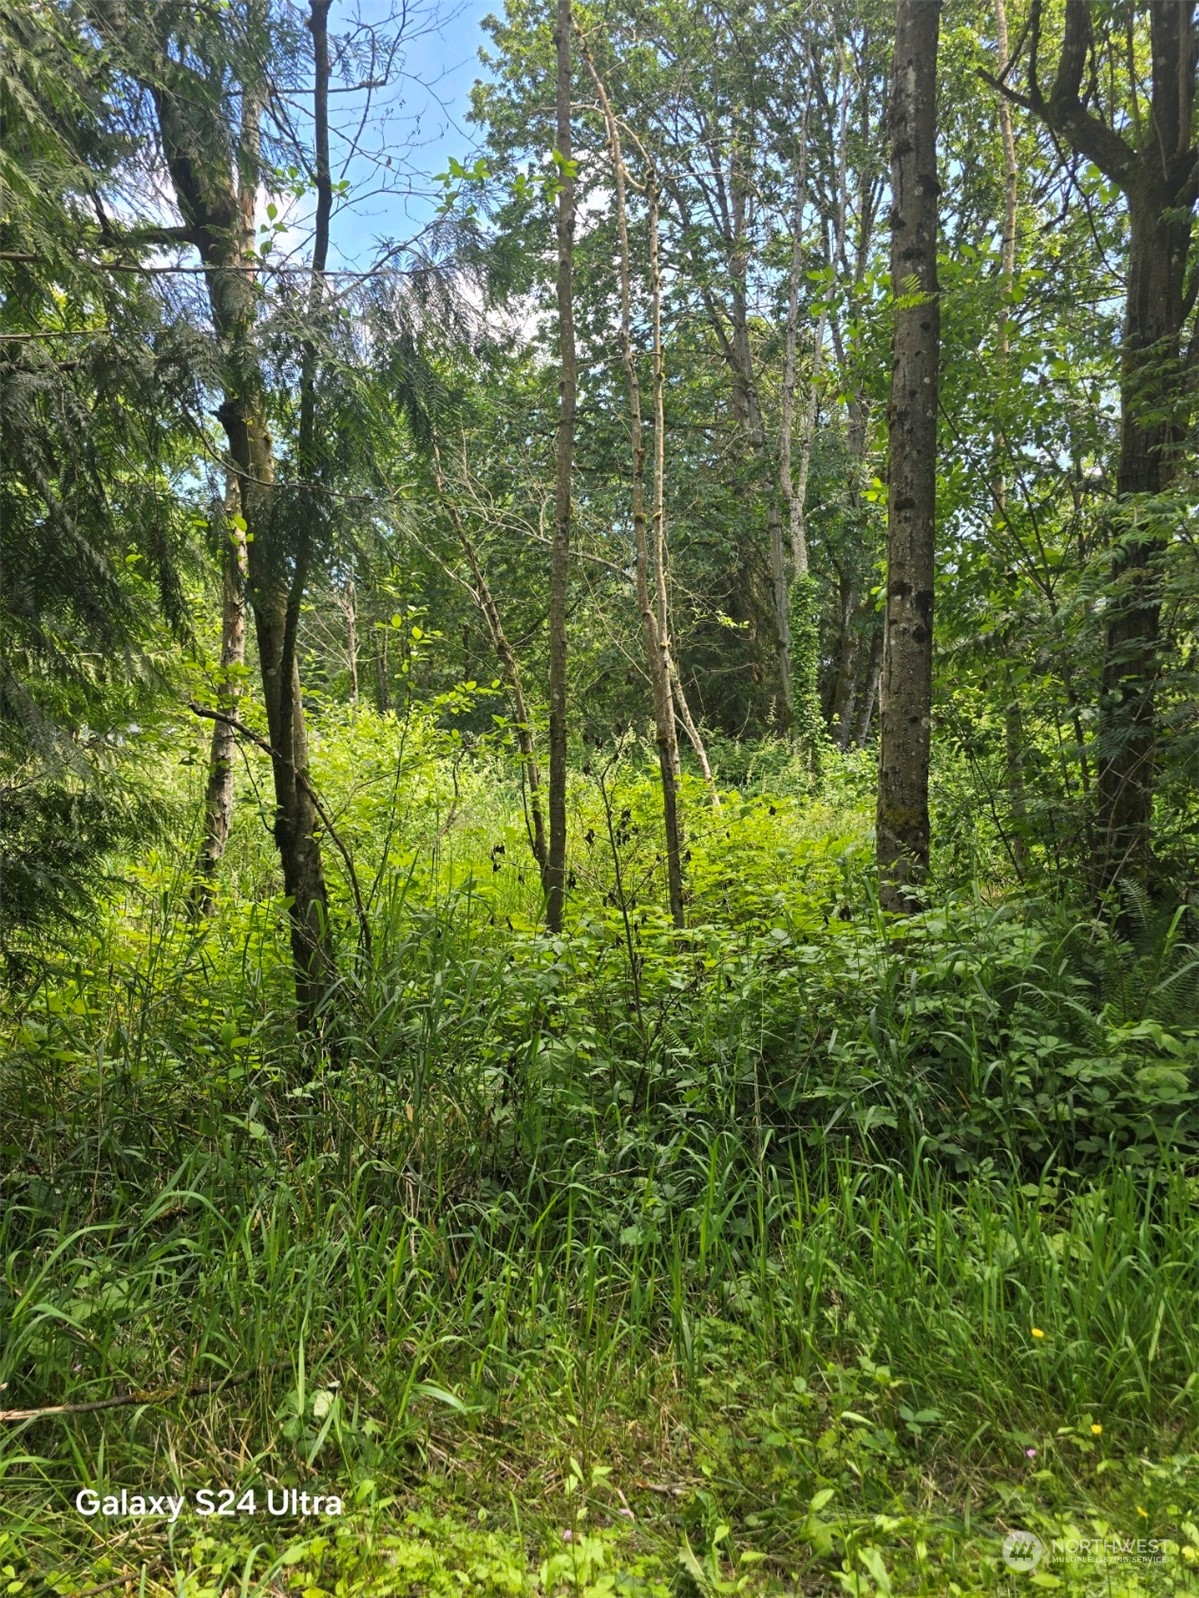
877 0 941 912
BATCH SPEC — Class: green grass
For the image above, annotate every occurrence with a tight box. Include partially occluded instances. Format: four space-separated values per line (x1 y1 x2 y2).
2 724 1199 1595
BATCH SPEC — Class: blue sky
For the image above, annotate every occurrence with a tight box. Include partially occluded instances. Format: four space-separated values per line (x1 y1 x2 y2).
324 0 498 266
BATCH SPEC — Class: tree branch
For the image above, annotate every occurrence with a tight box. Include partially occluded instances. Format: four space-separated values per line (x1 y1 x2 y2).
188 701 372 956
982 0 1138 189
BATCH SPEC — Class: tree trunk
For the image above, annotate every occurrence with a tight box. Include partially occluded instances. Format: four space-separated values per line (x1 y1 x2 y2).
546 0 576 933
1096 187 1190 887
669 171 794 734
192 474 247 910
1003 679 1031 878
670 658 720 806
856 627 883 746
374 629 391 713
647 165 688 922
272 0 336 1024
435 454 548 873
143 9 335 1027
585 53 684 927
830 593 871 752
345 580 359 704
877 0 941 912
734 280 794 737
820 55 881 754
992 0 1029 877
1006 0 1198 896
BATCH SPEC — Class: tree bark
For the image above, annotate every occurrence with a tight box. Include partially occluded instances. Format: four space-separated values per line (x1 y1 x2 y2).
267 0 337 1025
192 474 247 910
669 657 720 806
877 0 941 912
733 270 795 737
546 0 576 932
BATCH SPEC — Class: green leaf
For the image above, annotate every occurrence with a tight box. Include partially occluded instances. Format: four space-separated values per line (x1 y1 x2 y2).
857 1546 892 1595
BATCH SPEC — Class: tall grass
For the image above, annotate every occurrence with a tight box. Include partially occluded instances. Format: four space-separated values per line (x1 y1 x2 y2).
2 725 1198 1589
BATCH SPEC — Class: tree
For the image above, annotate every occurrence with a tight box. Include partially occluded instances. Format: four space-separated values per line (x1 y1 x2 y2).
432 442 549 874
990 0 1198 896
585 46 685 927
83 0 337 1024
0 0 194 954
546 0 576 932
876 0 941 912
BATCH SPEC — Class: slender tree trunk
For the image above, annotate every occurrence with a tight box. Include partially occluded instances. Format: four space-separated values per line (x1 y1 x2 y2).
820 60 881 756
780 73 841 586
768 442 795 738
994 0 1018 303
669 658 720 805
828 402 876 752
830 594 871 752
647 167 689 919
435 454 548 873
586 54 684 927
877 0 941 911
192 474 247 910
185 68 262 916
779 67 849 766
374 629 390 713
269 0 335 1023
546 0 575 932
345 579 359 704
856 628 883 746
658 172 788 734
648 195 718 811
992 0 1030 877
1003 690 1030 877
734 283 794 736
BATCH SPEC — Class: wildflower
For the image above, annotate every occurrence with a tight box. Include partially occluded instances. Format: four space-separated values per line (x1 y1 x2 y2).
1137 1507 1149 1520
1091 1423 1102 1436
1031 1327 1045 1340
1025 1447 1037 1458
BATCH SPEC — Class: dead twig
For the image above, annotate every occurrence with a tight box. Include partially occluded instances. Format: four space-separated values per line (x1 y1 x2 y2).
1 1364 273 1424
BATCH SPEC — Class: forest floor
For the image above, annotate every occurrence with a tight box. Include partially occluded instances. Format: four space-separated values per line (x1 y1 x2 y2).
3 733 1198 1597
